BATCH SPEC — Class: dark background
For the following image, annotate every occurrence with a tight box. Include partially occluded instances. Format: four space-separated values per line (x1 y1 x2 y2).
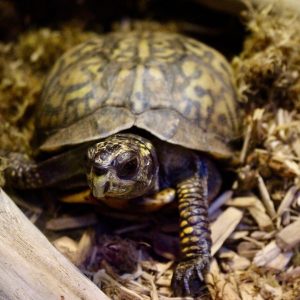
0 0 245 58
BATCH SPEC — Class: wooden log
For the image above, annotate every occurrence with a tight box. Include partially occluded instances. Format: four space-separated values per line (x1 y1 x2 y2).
0 189 109 300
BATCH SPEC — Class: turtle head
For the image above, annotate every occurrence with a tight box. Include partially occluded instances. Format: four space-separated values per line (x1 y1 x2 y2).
86 134 159 207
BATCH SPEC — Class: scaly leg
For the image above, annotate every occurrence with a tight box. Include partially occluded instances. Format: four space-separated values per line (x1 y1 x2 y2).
3 146 87 189
172 162 211 296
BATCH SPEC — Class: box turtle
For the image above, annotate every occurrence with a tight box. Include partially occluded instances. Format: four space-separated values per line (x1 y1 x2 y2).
5 31 241 296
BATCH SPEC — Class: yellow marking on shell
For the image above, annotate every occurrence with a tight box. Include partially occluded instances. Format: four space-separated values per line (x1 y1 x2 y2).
152 43 176 61
106 68 134 103
78 41 103 57
119 68 132 79
77 102 86 116
184 40 206 57
210 49 232 76
192 73 214 109
149 67 164 80
49 114 59 128
213 99 227 116
180 220 188 228
64 83 92 101
131 64 145 113
183 227 194 235
87 63 103 78
138 39 150 61
185 39 229 74
111 47 122 60
182 60 197 77
89 98 97 108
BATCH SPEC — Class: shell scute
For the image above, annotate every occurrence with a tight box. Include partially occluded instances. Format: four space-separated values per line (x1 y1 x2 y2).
38 31 241 157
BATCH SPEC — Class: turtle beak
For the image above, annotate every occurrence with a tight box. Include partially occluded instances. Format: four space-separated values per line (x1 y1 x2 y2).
91 175 109 199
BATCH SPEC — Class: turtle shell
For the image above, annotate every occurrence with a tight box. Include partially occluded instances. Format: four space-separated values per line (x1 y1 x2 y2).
37 31 241 158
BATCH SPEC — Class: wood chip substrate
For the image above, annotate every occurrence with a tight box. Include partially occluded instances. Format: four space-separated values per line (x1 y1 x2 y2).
0 1 300 299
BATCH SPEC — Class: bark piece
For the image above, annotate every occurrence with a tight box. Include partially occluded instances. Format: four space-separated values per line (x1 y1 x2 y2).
219 248 251 271
247 196 274 231
277 186 298 216
228 196 274 231
253 240 293 270
276 217 300 251
211 207 243 255
257 175 276 219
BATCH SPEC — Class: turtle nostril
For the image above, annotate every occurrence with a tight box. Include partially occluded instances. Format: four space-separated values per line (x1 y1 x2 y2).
104 182 110 193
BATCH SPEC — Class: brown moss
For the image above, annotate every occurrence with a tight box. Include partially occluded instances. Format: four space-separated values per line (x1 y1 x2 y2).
232 3 300 110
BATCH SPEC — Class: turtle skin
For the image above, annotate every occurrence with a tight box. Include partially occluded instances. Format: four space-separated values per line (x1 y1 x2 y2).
4 31 242 297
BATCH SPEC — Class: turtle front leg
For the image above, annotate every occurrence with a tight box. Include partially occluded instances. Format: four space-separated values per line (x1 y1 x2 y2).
172 161 211 296
3 146 87 189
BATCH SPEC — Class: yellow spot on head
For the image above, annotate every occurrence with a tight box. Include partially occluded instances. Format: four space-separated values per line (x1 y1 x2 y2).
145 142 153 150
77 102 85 115
140 147 150 156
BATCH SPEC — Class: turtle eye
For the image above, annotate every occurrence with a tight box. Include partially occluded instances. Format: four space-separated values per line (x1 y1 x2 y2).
117 158 139 179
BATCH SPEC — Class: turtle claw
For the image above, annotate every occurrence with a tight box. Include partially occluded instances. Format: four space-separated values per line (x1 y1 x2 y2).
171 256 210 297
